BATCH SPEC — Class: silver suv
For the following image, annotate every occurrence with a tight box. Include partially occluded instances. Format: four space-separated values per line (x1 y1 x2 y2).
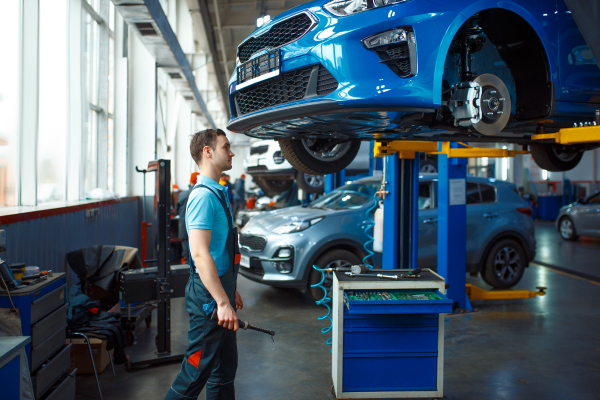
238 175 536 300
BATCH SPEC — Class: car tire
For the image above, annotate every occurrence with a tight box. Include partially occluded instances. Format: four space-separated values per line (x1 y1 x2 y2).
530 143 584 172
308 249 361 302
558 216 579 241
255 178 293 197
419 159 438 173
280 139 361 175
481 239 526 289
296 171 324 194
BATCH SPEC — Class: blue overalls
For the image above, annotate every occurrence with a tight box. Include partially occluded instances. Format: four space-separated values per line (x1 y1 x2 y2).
166 184 240 400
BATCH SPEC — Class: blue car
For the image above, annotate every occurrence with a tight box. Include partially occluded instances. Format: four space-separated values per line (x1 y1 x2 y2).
227 0 600 175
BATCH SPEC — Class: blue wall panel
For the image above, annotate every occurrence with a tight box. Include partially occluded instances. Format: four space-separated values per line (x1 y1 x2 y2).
0 200 140 286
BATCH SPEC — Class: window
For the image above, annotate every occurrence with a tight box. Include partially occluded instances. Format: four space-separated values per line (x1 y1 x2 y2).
107 1 115 191
0 1 21 207
418 183 432 210
466 182 481 204
37 0 68 203
480 183 496 203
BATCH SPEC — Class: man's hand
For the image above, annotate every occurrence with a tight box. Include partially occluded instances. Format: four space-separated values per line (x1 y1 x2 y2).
217 302 239 331
235 290 243 310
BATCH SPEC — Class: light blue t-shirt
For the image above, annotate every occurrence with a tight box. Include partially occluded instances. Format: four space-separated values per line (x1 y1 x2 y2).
186 174 233 276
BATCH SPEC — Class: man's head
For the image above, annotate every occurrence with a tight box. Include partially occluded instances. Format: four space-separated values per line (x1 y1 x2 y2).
241 174 245 180
190 129 234 172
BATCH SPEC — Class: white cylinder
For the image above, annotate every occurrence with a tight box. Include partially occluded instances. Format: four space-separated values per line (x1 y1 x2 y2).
373 203 384 253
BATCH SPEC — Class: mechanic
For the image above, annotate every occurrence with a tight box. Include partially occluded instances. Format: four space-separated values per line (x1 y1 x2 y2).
232 174 245 219
176 171 200 265
165 128 243 400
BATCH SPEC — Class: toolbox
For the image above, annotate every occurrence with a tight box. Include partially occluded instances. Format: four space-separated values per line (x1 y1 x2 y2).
119 264 190 303
332 269 452 399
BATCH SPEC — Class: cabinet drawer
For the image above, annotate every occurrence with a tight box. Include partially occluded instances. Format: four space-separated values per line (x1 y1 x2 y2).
45 370 76 400
31 284 66 324
31 324 66 371
32 344 71 399
344 290 453 314
31 304 67 348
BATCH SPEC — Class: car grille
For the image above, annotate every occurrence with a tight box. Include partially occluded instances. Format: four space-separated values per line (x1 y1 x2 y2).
250 145 269 155
240 234 267 251
235 64 338 116
246 166 268 172
248 258 265 276
238 13 314 63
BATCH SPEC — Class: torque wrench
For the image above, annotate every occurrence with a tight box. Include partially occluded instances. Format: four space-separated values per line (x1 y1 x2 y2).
209 308 275 337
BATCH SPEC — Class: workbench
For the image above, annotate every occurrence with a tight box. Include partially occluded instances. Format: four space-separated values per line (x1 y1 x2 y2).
332 269 452 399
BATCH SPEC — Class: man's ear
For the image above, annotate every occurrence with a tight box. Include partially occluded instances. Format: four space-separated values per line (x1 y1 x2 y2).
203 146 212 158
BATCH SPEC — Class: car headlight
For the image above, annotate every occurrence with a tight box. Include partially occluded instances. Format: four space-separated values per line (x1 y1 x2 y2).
272 217 324 234
324 0 410 17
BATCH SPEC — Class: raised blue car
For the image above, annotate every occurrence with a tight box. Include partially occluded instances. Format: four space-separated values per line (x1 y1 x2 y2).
227 0 600 175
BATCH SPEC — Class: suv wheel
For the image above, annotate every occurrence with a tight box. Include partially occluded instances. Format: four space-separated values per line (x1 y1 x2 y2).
280 139 361 175
419 160 437 173
296 171 324 194
309 249 361 302
559 216 578 241
530 143 584 172
481 239 526 289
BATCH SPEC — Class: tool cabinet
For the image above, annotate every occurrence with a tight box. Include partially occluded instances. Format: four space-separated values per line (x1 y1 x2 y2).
0 273 75 399
332 269 452 399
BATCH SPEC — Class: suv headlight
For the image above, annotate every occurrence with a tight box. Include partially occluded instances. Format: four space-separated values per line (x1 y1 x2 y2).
272 217 324 234
324 0 410 17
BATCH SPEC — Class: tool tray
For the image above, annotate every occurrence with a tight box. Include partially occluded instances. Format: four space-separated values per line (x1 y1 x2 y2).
343 289 453 314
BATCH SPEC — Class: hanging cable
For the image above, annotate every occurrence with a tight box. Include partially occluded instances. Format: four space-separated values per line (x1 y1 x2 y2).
311 265 333 348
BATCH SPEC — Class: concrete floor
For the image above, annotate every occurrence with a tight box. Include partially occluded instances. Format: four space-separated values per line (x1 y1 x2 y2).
76 221 600 399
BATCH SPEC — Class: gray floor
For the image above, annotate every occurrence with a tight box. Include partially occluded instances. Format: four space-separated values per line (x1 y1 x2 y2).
76 221 600 399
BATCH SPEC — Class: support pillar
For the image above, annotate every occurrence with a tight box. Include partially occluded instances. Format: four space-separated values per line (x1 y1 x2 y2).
437 143 472 310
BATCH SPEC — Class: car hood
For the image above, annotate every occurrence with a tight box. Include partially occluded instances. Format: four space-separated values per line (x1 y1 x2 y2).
241 205 336 233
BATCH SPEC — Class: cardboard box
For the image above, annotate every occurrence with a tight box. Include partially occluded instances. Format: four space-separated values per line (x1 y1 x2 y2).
66 338 110 374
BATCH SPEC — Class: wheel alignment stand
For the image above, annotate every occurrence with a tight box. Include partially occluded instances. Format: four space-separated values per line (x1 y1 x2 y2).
128 159 186 369
373 140 555 308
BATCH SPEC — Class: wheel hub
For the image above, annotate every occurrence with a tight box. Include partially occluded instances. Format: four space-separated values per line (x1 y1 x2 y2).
560 219 573 238
493 247 520 282
302 139 351 162
480 86 504 123
552 145 580 162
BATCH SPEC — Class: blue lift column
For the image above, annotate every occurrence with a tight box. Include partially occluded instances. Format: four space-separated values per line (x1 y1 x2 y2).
437 142 472 310
382 153 419 270
325 169 346 194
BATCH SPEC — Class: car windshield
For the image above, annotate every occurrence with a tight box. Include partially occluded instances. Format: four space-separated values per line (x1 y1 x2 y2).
310 181 379 210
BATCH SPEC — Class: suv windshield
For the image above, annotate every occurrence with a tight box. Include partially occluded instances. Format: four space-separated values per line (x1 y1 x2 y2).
310 181 379 210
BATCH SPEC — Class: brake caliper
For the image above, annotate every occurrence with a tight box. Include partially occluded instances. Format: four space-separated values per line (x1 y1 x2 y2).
449 81 482 127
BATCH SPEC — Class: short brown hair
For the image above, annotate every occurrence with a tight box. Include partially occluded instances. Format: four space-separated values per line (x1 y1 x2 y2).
190 129 226 165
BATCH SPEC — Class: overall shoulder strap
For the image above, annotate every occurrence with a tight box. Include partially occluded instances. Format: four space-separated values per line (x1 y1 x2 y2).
194 184 233 230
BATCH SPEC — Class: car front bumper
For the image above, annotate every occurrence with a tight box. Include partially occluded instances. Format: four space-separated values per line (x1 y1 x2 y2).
227 2 459 138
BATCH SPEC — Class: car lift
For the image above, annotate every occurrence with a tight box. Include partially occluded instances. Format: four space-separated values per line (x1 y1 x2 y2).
372 122 600 305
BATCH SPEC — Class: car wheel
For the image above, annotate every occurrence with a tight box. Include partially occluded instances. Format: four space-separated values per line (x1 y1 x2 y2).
279 139 361 175
470 73 512 136
419 160 437 173
481 239 526 289
308 249 361 302
254 178 293 197
530 143 584 172
296 171 324 194
481 239 527 289
559 216 578 241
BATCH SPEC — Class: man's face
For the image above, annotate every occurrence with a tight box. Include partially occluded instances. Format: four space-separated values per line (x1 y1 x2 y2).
209 135 234 171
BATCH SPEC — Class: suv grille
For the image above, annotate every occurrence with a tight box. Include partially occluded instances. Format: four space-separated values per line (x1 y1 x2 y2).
250 145 269 155
235 64 338 116
240 234 267 251
238 13 314 63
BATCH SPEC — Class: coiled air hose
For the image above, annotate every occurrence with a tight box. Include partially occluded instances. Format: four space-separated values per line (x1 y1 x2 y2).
311 265 333 349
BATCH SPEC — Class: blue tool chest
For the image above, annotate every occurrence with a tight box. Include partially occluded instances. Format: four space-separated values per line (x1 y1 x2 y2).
332 270 451 399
